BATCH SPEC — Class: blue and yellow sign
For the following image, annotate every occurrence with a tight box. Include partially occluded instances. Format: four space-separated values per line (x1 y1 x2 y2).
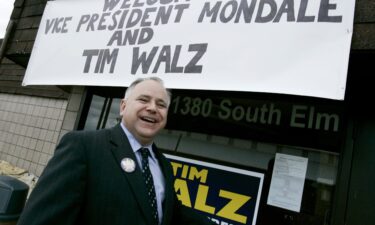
165 154 264 225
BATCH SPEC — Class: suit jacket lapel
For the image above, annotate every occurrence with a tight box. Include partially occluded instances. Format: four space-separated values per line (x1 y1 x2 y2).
108 124 155 225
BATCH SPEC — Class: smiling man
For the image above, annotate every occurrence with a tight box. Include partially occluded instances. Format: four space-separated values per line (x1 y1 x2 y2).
17 77 214 225
120 77 170 146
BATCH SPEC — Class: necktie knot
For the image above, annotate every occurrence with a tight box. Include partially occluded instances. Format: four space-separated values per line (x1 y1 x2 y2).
140 148 151 160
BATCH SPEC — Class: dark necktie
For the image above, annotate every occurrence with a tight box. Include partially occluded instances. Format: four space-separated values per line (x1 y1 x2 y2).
140 148 159 225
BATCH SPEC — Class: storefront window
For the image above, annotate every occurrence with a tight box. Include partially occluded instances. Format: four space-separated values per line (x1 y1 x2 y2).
83 95 105 130
80 89 341 225
83 95 121 130
105 98 121 128
155 130 339 225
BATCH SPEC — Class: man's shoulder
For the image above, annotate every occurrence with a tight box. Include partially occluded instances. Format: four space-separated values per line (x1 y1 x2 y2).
62 125 119 140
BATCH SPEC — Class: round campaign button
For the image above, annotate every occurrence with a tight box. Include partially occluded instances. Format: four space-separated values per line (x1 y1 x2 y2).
121 158 136 173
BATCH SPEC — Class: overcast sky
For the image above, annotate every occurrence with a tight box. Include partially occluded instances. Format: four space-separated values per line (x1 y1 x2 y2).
0 0 14 38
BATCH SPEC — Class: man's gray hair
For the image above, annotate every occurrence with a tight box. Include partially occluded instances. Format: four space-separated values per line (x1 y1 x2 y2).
124 77 172 105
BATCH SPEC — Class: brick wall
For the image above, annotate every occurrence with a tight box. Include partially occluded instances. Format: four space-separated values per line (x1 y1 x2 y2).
0 93 67 176
0 86 85 176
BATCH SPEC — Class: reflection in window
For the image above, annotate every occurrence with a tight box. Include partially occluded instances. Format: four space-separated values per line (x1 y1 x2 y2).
84 95 105 130
84 96 122 130
105 98 121 128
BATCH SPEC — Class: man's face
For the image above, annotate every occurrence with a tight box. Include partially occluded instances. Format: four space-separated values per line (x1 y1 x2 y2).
120 80 169 145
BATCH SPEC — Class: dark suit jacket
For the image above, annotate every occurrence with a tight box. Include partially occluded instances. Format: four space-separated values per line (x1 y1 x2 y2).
17 124 213 225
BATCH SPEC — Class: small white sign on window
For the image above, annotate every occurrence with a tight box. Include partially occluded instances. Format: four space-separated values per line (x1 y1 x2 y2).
267 153 308 212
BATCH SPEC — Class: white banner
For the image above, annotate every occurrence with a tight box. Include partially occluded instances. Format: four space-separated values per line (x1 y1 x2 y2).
23 0 355 100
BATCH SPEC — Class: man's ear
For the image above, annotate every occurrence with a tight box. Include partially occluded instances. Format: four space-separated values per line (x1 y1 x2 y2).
119 99 126 116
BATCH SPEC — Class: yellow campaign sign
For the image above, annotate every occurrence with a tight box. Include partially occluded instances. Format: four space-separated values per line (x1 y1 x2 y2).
165 154 264 225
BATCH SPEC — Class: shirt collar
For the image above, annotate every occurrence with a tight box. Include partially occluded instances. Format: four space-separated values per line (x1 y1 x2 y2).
120 123 155 158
